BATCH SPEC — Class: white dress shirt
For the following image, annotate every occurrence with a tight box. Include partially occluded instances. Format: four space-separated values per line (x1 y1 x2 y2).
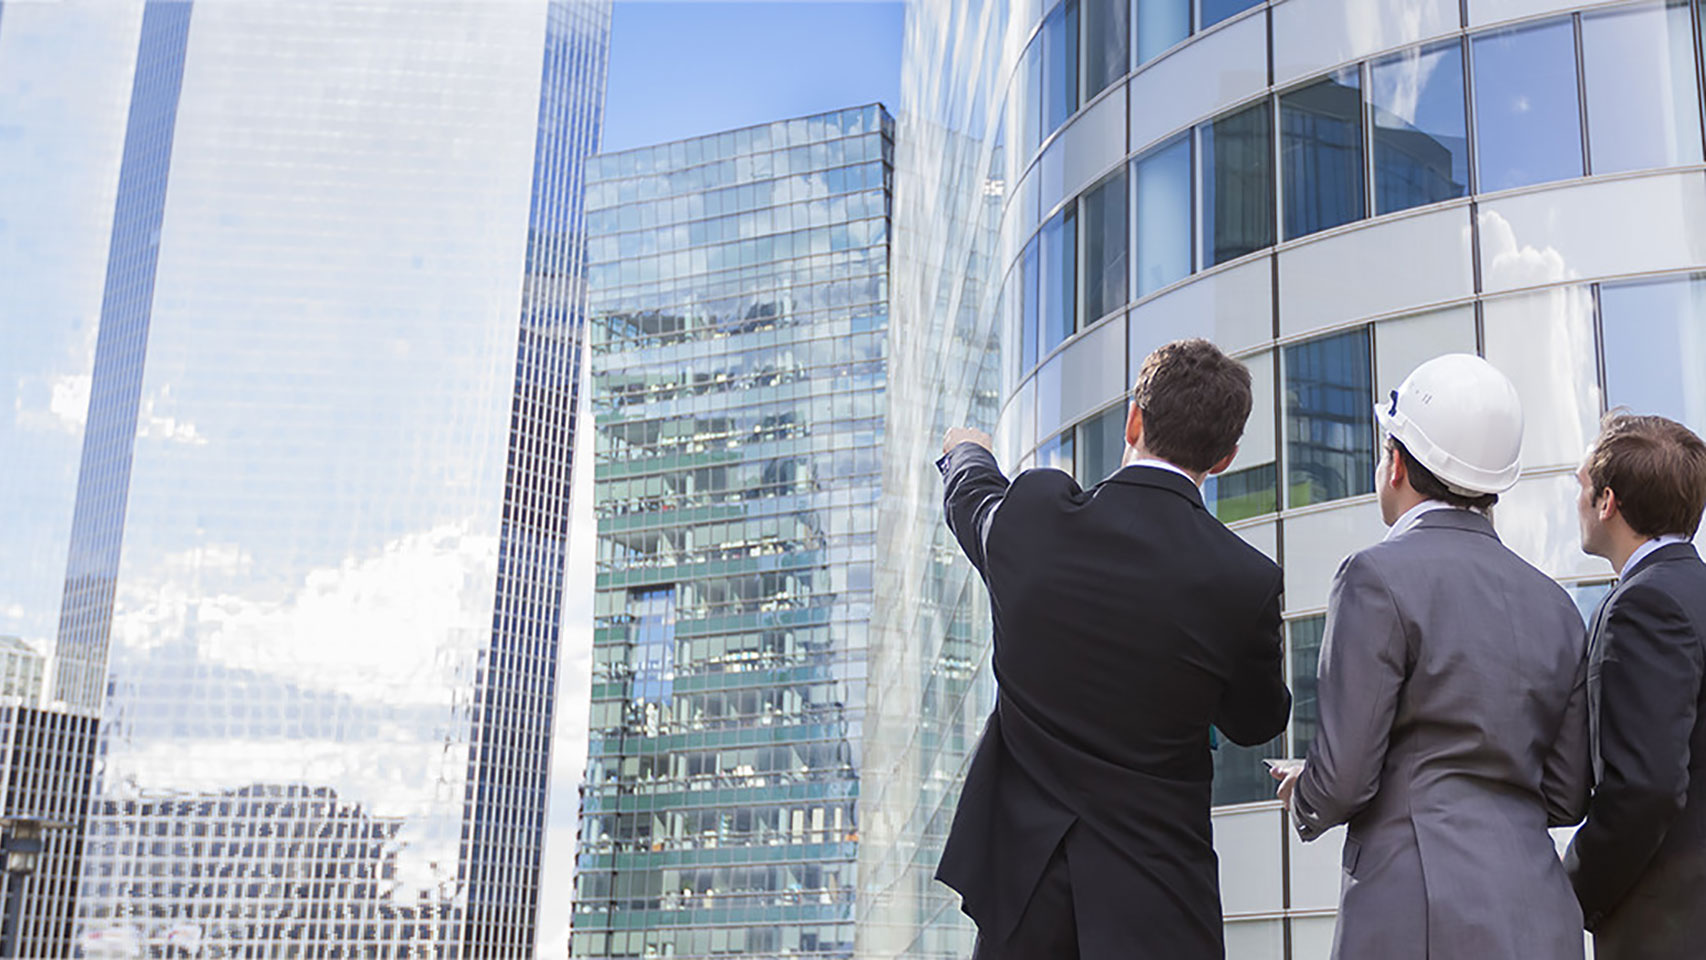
1620 533 1692 578
1383 500 1469 541
1127 457 1201 489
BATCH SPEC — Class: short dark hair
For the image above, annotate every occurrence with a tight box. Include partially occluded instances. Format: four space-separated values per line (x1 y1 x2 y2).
1586 413 1706 538
1131 339 1252 473
1388 438 1498 511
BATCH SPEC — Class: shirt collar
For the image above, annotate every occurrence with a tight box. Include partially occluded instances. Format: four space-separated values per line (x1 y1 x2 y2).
1384 500 1466 541
1127 458 1202 489
1620 534 1693 579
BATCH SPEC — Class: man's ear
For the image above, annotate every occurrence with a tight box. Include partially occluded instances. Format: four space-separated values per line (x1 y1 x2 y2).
1125 401 1143 449
1207 444 1238 477
1386 445 1407 490
1598 487 1620 523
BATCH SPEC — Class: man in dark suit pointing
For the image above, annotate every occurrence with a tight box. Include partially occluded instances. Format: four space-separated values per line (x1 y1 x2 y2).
935 338 1291 960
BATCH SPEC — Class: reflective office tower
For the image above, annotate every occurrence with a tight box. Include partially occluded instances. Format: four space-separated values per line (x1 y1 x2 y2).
570 105 893 960
891 0 1706 956
0 1 610 954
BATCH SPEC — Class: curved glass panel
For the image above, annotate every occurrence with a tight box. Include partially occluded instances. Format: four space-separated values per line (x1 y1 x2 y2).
1284 328 1375 508
1371 40 1468 215
1582 1 1704 175
1133 135 1193 298
1601 273 1706 432
1040 204 1078 354
1202 0 1265 30
1081 169 1129 323
1076 403 1129 484
1135 0 1190 65
1281 68 1366 239
1043 1 1080 140
1022 236 1042 371
1084 0 1131 99
1201 101 1275 267
1482 285 1601 468
1472 18 1583 193
1207 351 1277 521
1287 616 1326 760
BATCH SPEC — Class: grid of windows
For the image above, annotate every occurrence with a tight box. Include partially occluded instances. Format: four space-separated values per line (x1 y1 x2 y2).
571 105 891 960
52 3 613 955
1004 0 1706 380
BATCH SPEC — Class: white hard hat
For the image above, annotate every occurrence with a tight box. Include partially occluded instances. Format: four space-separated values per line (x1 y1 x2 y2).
1374 354 1523 496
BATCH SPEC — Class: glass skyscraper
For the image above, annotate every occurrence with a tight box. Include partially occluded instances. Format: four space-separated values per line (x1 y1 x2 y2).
570 105 893 960
892 0 1706 957
0 1 610 954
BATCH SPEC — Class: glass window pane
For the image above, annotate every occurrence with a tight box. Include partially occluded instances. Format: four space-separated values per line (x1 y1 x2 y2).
1021 36 1045 158
1202 0 1264 29
1582 2 1704 175
1284 327 1375 508
1044 1 1081 139
1040 205 1078 354
1207 350 1277 522
1288 616 1326 760
1201 101 1275 268
1038 430 1075 475
1134 135 1193 297
1482 285 1601 468
1136 0 1190 65
1081 170 1129 323
1021 237 1041 371
1601 273 1706 432
1076 403 1129 483
1281 68 1366 239
1212 734 1284 805
1371 41 1469 215
1472 19 1584 192
1084 0 1131 99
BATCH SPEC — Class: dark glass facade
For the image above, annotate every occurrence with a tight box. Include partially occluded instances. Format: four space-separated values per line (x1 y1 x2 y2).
572 105 892 960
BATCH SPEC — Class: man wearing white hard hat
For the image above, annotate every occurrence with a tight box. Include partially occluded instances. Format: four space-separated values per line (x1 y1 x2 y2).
1271 354 1592 960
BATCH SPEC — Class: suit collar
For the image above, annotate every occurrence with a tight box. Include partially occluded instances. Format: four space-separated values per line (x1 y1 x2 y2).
1407 507 1500 540
1104 464 1206 509
1622 541 1700 581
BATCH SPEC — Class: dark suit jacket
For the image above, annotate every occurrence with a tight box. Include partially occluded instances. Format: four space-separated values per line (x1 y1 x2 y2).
1566 542 1706 960
933 443 1290 960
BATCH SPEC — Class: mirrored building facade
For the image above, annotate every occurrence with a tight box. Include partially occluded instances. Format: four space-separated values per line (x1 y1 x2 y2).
571 105 893 959
0 0 611 954
891 0 1706 956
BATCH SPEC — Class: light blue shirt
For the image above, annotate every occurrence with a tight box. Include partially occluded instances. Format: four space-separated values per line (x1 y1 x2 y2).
1620 533 1693 578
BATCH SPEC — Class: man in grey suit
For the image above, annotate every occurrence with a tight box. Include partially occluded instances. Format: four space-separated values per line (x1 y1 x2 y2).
1273 354 1592 960
1566 414 1706 960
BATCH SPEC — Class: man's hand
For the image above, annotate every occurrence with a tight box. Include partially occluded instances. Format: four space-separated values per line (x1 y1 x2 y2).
1268 759 1305 811
942 427 993 456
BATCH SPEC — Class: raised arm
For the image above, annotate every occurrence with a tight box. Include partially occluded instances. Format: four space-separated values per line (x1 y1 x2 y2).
1214 570 1291 746
1566 583 1703 929
938 432 1009 576
1291 552 1408 841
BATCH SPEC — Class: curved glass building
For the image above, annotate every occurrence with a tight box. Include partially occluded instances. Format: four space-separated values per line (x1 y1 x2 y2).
880 1 1706 956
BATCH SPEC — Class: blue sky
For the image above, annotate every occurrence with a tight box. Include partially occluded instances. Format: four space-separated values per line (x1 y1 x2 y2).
601 1 905 152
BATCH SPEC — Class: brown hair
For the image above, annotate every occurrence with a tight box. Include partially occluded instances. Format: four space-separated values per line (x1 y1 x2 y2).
1586 413 1706 538
1389 438 1498 511
1131 339 1252 473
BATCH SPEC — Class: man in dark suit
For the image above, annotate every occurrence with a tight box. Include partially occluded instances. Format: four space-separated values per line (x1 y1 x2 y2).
1566 413 1706 960
935 338 1290 960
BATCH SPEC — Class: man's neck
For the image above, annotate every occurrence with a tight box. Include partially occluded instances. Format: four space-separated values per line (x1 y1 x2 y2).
1610 534 1656 577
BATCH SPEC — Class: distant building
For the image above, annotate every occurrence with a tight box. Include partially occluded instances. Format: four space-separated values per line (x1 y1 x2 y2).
1 0 612 953
0 638 46 706
571 105 893 960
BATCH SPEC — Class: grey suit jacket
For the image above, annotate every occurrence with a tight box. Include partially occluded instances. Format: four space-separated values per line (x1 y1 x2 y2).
1292 509 1591 960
